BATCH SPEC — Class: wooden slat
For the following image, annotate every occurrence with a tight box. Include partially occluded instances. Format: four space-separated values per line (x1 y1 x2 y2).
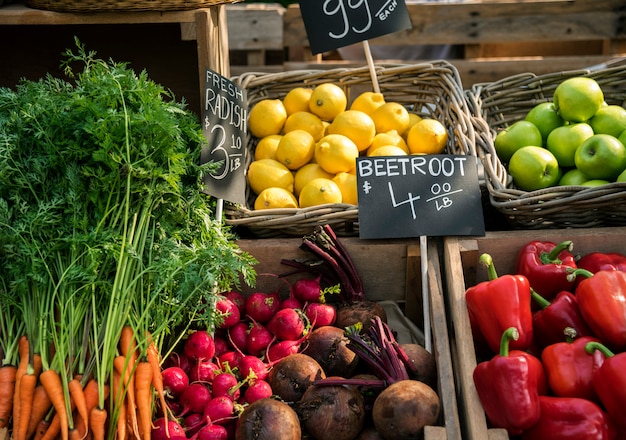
225 3 283 51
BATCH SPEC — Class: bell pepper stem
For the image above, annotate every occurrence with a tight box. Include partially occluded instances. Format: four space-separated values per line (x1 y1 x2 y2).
479 253 498 280
563 327 577 343
540 240 573 265
585 341 615 358
531 289 551 309
499 327 519 357
566 268 595 282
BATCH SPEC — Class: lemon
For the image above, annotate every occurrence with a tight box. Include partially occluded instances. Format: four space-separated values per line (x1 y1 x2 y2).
350 91 386 116
254 134 282 161
247 158 294 195
404 113 423 138
248 99 287 139
283 111 326 141
332 172 358 205
275 129 316 170
254 187 298 210
327 110 376 152
371 102 410 135
406 118 449 155
367 145 409 157
283 87 314 115
315 134 360 174
367 130 409 155
294 163 334 196
299 178 343 208
309 83 347 121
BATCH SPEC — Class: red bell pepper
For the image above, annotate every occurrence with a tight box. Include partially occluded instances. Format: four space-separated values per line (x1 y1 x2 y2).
585 341 626 434
577 251 626 273
521 396 618 440
473 327 543 435
516 240 578 299
541 331 605 402
575 270 626 352
532 290 595 349
466 253 534 353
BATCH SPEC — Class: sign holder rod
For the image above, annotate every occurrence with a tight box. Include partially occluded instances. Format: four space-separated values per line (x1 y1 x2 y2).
420 235 432 353
362 40 380 94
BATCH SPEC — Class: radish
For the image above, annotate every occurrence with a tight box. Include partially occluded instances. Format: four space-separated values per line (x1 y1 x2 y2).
212 371 241 401
152 417 187 440
162 366 190 398
267 308 306 341
184 329 216 361
225 290 247 317
292 275 323 303
216 297 241 329
196 423 229 440
204 395 235 425
238 355 269 381
227 321 249 353
246 291 281 323
178 382 212 416
217 350 243 371
246 320 274 357
304 302 337 328
189 359 220 383
280 294 303 310
242 379 273 404
184 412 206 436
163 351 192 375
266 333 309 363
213 335 231 357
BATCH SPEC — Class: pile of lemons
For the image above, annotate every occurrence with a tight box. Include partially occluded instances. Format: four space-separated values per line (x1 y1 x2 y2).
247 83 449 210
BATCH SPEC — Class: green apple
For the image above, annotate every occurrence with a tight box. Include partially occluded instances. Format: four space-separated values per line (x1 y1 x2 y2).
589 105 626 137
581 179 611 187
553 77 604 123
574 134 626 180
546 122 594 167
619 129 626 147
617 167 626 182
494 120 543 163
524 102 565 143
508 146 561 191
559 168 590 186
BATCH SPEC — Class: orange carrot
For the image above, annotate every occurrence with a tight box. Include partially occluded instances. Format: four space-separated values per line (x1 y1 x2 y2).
25 384 53 439
147 339 169 436
69 428 83 440
119 326 137 362
89 407 107 440
114 354 139 438
112 370 127 440
73 378 100 440
39 369 69 440
135 360 154 439
13 335 30 436
33 417 51 440
68 378 88 440
0 365 16 429
14 371 37 440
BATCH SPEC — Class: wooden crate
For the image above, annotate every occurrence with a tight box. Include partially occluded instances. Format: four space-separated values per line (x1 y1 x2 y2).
443 226 626 440
236 236 462 440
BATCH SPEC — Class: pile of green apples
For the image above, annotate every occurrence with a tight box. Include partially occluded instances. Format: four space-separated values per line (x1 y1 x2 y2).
494 76 626 191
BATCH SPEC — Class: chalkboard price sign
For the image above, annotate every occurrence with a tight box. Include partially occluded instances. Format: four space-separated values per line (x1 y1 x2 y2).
298 0 412 55
201 68 248 205
356 155 485 239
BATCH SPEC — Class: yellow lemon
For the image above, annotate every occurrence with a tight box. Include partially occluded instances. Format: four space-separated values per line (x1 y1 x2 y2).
254 187 298 210
406 118 449 155
327 110 376 152
403 113 423 138
247 158 294 195
315 134 360 174
371 102 410 135
254 134 282 161
332 172 358 205
275 129 316 170
350 91 386 116
367 145 409 157
294 163 334 196
299 178 343 208
283 87 314 115
367 130 409 155
248 99 287 139
283 111 326 141
309 83 347 121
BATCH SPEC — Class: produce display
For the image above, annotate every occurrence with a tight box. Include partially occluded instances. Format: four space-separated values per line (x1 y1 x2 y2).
246 84 449 209
467 240 626 438
493 76 626 191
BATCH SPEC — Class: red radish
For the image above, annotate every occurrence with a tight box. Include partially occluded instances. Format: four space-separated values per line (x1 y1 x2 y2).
304 302 337 328
152 417 186 440
227 321 249 353
225 290 247 316
184 412 206 436
242 379 273 404
216 297 241 329
189 359 220 383
247 321 274 357
213 335 231 357
246 291 281 323
204 395 235 425
212 372 241 401
217 350 243 371
162 366 190 398
163 351 192 375
280 295 303 310
196 423 229 440
184 330 216 361
238 355 269 381
178 382 212 416
292 275 323 303
267 308 307 341
266 333 309 363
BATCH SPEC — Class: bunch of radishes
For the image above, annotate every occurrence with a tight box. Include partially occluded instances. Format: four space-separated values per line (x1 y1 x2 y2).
151 274 338 440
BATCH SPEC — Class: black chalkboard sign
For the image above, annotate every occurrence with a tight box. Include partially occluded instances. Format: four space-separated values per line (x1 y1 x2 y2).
298 0 412 55
356 155 485 239
201 68 248 205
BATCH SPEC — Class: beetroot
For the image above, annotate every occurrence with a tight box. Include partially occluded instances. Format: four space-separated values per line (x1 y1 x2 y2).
246 291 281 323
235 398 301 440
302 325 359 377
184 330 216 361
304 302 337 328
268 353 326 403
401 343 438 389
267 308 307 341
335 301 387 331
216 297 241 329
161 366 190 398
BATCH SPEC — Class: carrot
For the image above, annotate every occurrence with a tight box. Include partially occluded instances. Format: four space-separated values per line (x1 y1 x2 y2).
12 335 30 437
14 371 37 440
25 384 53 439
73 378 100 440
147 339 169 437
33 418 51 440
114 354 139 439
89 407 107 440
39 369 69 440
68 378 89 440
119 326 138 363
0 365 16 429
112 370 127 440
135 360 154 439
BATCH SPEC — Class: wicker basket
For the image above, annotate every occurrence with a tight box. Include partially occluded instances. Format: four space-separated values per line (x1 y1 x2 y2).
225 61 489 238
468 58 626 229
25 0 239 12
